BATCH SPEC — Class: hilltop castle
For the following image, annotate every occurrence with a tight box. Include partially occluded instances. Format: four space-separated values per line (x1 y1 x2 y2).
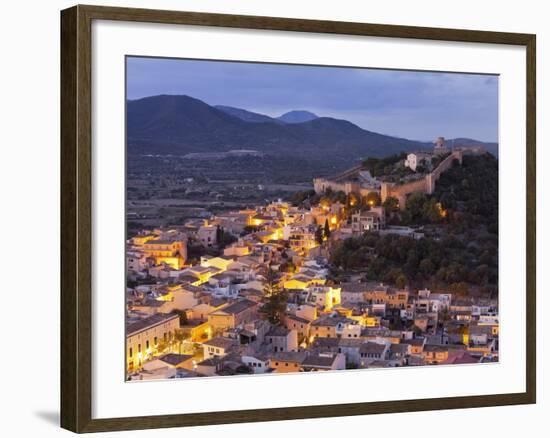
313 137 485 209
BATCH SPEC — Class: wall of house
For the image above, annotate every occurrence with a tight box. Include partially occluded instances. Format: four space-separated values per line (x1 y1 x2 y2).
126 317 180 371
208 314 235 334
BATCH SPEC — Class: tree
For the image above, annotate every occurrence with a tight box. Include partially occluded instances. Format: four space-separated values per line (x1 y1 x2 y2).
173 330 186 354
396 274 409 289
323 218 331 239
405 192 428 222
217 227 237 249
262 268 288 324
449 281 470 296
419 258 435 276
173 309 188 326
315 226 324 245
263 268 279 297
364 191 381 207
382 196 400 214
156 338 169 355
411 325 423 336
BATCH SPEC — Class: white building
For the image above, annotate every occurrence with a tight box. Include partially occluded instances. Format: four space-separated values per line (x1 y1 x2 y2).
351 207 385 234
404 151 432 171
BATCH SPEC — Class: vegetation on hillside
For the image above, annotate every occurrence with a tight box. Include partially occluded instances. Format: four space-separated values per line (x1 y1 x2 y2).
330 154 499 297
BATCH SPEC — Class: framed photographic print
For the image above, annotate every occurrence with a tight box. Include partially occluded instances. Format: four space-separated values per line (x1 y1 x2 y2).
60 4 536 433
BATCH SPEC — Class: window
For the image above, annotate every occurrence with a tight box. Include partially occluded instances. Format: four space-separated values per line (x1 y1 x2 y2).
146 340 149 349
129 348 133 358
138 344 141 353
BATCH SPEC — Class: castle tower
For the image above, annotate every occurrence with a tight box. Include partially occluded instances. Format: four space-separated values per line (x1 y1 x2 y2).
433 136 449 155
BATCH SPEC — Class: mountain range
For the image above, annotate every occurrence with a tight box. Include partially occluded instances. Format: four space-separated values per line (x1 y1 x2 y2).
127 94 498 160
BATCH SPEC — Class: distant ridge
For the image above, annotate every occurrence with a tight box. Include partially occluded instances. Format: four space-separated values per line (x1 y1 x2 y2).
215 105 280 124
127 94 496 162
277 110 319 124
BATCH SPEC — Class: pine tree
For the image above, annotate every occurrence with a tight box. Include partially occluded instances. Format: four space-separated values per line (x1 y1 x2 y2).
324 218 331 239
262 268 288 324
315 226 323 245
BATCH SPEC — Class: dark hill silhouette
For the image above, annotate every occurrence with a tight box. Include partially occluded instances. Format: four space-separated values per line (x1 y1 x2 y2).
127 95 495 160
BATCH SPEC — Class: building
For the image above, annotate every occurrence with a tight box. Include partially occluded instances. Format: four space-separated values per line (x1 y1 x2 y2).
142 239 187 269
359 342 389 367
126 312 180 372
423 344 450 364
404 151 433 171
284 314 312 342
200 256 233 272
202 336 237 360
127 251 147 272
310 314 354 339
265 326 298 353
351 207 385 234
306 285 341 310
197 224 217 247
269 351 308 373
207 299 258 334
241 354 270 374
341 282 368 304
142 353 195 372
223 241 251 257
288 225 318 254
433 136 449 155
301 353 346 372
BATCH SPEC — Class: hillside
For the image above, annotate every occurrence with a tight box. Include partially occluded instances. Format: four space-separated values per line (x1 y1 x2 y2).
127 95 429 161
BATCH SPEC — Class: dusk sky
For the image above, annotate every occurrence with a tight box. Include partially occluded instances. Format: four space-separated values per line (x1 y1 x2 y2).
126 56 498 142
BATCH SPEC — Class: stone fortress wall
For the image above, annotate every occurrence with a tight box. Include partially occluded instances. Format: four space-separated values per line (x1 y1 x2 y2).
381 150 463 209
314 144 486 210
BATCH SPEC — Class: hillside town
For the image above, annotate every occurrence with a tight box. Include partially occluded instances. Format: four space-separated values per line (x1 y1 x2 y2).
126 139 499 380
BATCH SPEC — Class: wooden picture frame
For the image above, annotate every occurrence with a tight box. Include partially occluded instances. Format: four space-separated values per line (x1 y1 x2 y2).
60 4 536 433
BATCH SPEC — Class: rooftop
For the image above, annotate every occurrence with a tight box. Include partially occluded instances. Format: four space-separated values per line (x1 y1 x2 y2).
302 354 338 368
266 325 291 337
215 299 257 315
360 342 387 355
270 351 307 363
126 313 179 336
159 353 193 366
203 336 236 350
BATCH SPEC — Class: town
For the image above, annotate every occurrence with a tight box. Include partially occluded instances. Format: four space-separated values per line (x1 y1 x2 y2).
126 138 499 380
